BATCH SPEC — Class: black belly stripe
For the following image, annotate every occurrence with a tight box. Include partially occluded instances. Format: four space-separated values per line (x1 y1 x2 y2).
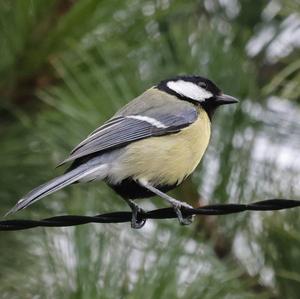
106 177 178 199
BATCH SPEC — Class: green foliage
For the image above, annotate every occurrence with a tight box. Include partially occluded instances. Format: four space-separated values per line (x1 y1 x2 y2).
263 59 300 102
0 0 299 298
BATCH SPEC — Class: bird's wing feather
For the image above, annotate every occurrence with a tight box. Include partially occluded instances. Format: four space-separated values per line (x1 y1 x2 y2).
59 94 198 165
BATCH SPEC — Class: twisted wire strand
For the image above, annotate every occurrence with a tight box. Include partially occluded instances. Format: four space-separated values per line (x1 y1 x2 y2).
0 199 299 231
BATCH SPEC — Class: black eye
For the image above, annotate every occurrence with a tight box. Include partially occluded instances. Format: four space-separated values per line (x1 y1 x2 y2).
198 82 207 89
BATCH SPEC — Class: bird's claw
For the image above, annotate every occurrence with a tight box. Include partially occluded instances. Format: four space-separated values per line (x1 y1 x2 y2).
128 201 146 229
131 208 146 229
173 204 194 226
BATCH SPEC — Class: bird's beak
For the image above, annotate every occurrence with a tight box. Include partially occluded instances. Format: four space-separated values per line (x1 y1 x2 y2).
216 94 239 105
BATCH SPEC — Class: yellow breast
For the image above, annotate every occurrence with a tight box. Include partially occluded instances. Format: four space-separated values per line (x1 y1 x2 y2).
113 107 211 186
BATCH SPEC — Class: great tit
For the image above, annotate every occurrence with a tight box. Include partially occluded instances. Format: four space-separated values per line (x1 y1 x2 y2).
6 75 238 228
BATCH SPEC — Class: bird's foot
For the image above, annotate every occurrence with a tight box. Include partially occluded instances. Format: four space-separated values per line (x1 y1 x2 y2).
127 200 146 229
172 202 194 226
137 179 194 226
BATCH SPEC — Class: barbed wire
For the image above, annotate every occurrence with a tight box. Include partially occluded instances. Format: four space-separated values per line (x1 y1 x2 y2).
0 198 299 231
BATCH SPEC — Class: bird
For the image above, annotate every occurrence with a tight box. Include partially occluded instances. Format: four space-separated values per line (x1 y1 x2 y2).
5 75 238 228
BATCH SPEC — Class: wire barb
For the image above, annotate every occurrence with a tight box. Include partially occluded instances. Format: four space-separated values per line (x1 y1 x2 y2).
0 198 299 231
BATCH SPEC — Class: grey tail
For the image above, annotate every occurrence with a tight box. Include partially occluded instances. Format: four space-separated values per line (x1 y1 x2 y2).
4 164 108 217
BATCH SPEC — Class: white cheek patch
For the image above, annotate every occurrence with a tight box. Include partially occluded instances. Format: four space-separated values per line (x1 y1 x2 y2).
167 80 213 101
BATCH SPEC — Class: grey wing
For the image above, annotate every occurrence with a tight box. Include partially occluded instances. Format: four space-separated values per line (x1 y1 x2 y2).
59 105 198 165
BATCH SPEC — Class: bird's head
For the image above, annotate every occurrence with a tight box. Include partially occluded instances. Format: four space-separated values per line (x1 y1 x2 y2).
156 75 238 118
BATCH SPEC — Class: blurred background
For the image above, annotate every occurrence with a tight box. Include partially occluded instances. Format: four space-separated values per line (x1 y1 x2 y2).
0 0 299 298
